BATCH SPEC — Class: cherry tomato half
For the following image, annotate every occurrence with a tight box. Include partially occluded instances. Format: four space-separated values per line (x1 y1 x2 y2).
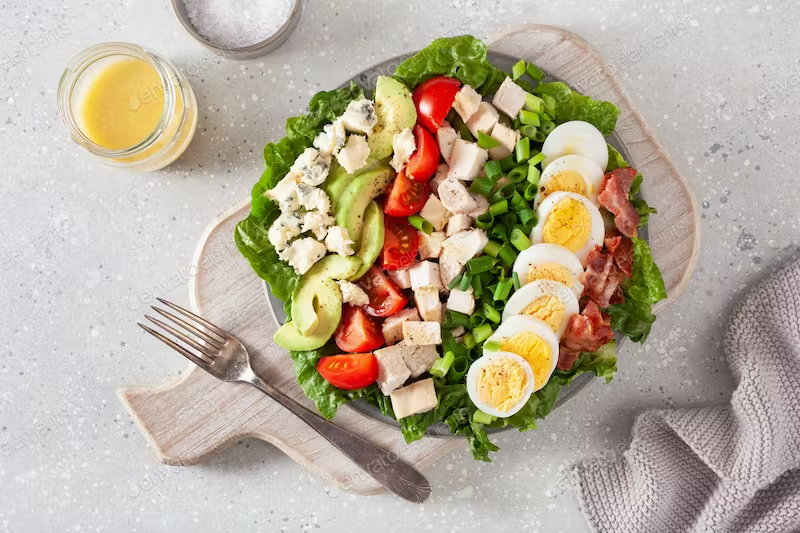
413 76 460 133
405 125 440 182
334 304 385 353
357 266 408 317
382 215 419 271
384 170 429 217
317 352 379 390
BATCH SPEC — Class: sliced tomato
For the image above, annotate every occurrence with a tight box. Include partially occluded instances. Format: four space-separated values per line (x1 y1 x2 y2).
382 215 419 271
334 304 385 353
413 76 461 133
357 265 408 317
384 170 429 217
317 352 379 390
405 125 440 182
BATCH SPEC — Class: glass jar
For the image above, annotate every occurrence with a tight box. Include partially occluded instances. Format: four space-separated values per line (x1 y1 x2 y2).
57 42 198 172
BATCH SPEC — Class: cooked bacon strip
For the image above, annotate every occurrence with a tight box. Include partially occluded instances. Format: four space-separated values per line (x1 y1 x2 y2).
604 235 634 278
598 167 640 238
583 246 626 308
558 301 615 370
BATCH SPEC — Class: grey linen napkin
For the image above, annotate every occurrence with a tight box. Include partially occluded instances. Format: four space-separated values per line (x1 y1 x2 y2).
573 257 800 532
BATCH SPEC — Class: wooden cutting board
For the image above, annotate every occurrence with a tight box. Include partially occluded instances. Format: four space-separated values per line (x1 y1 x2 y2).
117 24 701 496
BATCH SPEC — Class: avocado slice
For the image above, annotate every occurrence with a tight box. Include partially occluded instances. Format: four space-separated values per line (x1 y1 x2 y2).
290 255 362 336
335 166 394 250
368 76 417 160
321 159 356 210
349 201 384 281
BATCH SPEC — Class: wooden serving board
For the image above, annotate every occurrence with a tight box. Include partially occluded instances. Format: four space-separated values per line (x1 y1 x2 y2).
118 25 701 496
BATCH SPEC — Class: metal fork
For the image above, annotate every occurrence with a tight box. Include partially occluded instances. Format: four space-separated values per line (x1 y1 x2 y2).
138 298 431 503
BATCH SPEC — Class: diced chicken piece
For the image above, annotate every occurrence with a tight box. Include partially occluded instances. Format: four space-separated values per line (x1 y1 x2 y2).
390 127 416 172
466 193 490 217
492 77 528 120
390 378 437 419
446 214 473 236
488 122 520 160
382 308 420 346
374 345 413 394
418 231 445 260
438 178 478 215
442 229 489 264
402 321 442 345
419 194 450 231
437 121 458 164
451 326 466 338
336 134 370 174
466 102 499 138
447 287 476 316
337 280 369 306
401 345 440 378
387 268 412 290
439 248 466 289
447 139 489 181
409 261 444 291
430 164 450 196
453 85 482 122
414 286 443 322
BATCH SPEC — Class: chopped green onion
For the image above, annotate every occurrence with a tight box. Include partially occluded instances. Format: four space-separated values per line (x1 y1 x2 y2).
519 208 536 226
513 272 521 290
483 240 502 257
520 109 540 126
470 176 496 196
452 114 474 142
483 339 502 352
490 225 509 243
477 131 501 150
542 94 556 115
510 192 526 210
520 125 538 139
444 310 470 329
499 155 517 172
499 243 518 267
475 212 494 230
527 164 541 184
512 117 522 130
482 302 502 324
467 255 496 275
540 120 555 135
472 410 495 425
493 278 514 301
508 166 528 184
408 214 433 234
462 332 476 349
468 311 485 329
529 152 546 168
471 274 483 298
515 137 530 163
459 273 473 291
448 274 463 290
472 323 494 343
526 62 545 81
524 93 544 113
512 59 526 80
534 130 546 143
523 181 539 202
489 200 508 217
484 160 503 181
510 228 531 251
447 356 470 382
430 351 455 378
488 184 516 204
502 212 518 229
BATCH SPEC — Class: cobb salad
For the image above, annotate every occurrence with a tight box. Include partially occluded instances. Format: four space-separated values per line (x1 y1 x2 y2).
236 36 667 461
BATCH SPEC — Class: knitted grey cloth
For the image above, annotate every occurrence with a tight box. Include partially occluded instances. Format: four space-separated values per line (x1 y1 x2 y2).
573 258 800 532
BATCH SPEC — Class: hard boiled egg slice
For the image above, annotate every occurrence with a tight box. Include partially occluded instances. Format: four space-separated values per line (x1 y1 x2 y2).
466 351 534 418
536 154 604 207
531 191 605 266
483 315 560 392
502 279 580 338
541 121 608 172
512 243 585 297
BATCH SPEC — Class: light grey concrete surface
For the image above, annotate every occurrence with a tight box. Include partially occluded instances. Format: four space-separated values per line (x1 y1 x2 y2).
0 0 796 531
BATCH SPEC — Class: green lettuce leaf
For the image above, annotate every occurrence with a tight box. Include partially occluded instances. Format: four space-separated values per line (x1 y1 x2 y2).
559 342 618 384
607 300 657 343
394 35 506 95
606 144 629 172
534 82 620 136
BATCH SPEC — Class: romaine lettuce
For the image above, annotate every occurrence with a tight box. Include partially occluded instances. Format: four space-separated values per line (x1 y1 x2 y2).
534 82 620 136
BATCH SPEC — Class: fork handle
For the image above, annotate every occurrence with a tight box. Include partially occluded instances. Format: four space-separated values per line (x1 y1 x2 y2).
242 371 431 503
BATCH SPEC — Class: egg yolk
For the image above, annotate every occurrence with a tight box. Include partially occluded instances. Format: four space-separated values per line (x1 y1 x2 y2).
541 170 586 200
500 332 553 389
542 197 591 253
477 358 528 412
522 295 566 334
527 262 575 288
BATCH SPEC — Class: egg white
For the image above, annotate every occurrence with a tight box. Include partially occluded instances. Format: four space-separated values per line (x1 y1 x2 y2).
531 191 605 266
484 315 560 392
536 154 605 207
512 243 585 297
466 351 535 418
541 121 609 172
502 279 580 338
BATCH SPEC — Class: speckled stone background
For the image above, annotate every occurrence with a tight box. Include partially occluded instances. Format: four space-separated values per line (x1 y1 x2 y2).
0 0 796 531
